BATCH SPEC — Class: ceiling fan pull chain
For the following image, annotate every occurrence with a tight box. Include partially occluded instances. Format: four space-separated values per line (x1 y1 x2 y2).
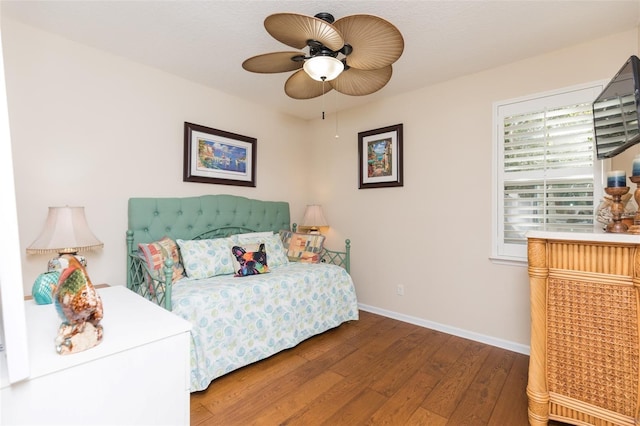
335 92 339 138
322 79 326 120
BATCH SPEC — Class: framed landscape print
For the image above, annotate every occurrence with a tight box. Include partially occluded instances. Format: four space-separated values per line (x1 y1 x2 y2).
183 122 256 187
358 123 403 189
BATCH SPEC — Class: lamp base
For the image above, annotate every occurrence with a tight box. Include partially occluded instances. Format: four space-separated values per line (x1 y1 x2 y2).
48 254 87 272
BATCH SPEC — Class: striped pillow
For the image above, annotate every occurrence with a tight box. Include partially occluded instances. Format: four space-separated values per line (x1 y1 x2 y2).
279 231 325 263
137 237 185 283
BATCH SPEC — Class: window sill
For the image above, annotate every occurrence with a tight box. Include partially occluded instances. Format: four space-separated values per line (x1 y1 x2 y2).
489 255 527 267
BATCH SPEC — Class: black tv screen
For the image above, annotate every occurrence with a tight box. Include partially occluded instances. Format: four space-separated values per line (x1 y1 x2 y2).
593 55 640 159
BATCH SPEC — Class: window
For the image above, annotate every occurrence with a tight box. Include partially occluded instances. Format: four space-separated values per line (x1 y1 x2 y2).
492 83 605 262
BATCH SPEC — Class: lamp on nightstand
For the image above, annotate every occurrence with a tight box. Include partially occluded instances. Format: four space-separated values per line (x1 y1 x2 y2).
302 204 328 234
27 206 103 304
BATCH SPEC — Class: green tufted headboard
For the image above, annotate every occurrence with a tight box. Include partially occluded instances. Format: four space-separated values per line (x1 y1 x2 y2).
126 194 291 253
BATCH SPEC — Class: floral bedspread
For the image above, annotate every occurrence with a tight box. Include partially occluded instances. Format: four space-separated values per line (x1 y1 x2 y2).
171 262 359 392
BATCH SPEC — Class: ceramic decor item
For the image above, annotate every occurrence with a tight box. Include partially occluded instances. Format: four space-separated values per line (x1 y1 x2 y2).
31 271 60 305
53 254 104 355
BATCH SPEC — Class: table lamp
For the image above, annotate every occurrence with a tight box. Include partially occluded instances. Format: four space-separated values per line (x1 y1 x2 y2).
27 206 103 304
302 204 328 234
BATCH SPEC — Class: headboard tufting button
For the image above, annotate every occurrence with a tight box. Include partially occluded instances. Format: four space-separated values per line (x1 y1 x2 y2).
153 211 159 216
178 210 183 215
198 210 203 215
166 227 171 232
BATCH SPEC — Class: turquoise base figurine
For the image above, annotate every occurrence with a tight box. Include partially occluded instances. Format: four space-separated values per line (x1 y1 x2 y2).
31 271 61 305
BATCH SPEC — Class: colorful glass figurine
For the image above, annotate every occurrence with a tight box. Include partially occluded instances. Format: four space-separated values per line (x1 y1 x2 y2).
53 254 104 354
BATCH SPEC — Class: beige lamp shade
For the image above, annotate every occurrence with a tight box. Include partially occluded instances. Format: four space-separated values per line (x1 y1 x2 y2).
302 205 329 231
26 206 103 255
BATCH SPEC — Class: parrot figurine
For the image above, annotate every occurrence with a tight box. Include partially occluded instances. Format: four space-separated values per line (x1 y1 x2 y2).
53 254 104 355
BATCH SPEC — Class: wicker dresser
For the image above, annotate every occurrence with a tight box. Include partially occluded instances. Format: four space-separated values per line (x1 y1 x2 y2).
527 231 640 426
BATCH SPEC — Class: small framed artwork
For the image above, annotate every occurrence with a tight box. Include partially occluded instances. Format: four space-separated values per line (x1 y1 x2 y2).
358 123 403 189
183 122 256 187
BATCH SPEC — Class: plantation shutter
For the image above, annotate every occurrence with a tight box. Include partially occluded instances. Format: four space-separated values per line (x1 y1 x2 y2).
495 84 603 260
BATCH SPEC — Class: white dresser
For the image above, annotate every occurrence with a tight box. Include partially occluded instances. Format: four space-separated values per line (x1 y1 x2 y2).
1 285 192 425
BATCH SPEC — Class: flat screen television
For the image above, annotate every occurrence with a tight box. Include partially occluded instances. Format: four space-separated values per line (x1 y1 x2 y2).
593 55 640 159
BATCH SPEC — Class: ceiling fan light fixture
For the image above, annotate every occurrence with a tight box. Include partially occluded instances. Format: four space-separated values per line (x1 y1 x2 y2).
303 56 344 81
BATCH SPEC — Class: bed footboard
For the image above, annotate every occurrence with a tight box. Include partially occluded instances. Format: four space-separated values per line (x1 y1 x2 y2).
290 224 351 273
321 240 351 273
126 230 173 310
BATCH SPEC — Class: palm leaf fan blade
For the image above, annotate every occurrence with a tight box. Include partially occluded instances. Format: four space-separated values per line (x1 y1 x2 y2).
331 66 393 96
265 13 344 51
333 15 404 70
242 52 304 73
285 69 333 99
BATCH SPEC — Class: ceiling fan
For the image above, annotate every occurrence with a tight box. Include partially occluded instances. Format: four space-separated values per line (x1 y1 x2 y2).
242 12 404 100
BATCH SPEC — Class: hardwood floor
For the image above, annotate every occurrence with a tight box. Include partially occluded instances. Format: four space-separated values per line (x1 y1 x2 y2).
191 310 563 425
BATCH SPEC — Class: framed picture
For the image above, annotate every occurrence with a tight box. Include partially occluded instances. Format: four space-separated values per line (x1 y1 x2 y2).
358 123 403 189
183 122 256 187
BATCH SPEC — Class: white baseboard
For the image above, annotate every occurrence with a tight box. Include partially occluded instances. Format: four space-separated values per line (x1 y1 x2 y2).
358 303 530 356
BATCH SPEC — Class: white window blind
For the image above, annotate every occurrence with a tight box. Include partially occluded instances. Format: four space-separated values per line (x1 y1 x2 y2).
493 83 604 261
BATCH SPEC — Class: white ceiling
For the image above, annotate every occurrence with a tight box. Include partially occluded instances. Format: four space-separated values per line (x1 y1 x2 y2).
2 1 640 120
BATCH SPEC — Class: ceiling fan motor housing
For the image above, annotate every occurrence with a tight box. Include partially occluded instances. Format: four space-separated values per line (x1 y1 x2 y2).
308 43 339 59
314 12 335 24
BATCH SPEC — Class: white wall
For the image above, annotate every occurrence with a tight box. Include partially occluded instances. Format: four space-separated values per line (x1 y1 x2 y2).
308 29 639 350
4 16 639 352
0 14 29 385
2 18 311 293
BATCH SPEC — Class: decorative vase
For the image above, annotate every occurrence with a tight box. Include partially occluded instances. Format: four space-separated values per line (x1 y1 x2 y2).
31 271 60 305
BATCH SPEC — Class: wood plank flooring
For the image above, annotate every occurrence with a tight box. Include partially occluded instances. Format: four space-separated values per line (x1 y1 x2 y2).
191 310 566 425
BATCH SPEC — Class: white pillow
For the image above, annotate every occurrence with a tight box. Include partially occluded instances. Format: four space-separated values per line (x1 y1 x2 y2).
176 238 235 279
230 232 289 268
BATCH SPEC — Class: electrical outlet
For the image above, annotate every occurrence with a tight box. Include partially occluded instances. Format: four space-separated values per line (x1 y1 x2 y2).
396 285 404 296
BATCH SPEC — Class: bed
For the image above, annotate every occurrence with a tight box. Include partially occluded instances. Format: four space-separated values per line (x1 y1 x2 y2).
125 194 359 391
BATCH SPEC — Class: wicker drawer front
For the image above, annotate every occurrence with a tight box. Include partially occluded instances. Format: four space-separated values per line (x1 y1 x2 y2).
547 276 639 418
547 241 634 275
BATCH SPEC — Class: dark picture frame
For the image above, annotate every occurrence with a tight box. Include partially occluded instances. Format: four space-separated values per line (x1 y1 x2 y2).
358 123 403 189
183 122 256 187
